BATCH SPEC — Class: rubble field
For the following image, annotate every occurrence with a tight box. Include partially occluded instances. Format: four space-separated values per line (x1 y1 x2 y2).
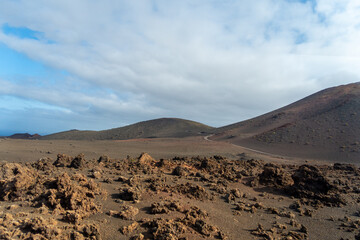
0 152 359 240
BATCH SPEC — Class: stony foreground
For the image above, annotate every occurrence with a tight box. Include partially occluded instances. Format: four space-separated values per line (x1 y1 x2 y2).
0 153 359 239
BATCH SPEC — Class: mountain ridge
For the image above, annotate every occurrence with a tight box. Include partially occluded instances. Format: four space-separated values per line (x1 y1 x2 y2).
211 82 360 161
12 82 360 161
7 133 41 139
40 118 215 140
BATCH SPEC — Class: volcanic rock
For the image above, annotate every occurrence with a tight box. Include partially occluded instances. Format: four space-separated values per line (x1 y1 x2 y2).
53 154 73 167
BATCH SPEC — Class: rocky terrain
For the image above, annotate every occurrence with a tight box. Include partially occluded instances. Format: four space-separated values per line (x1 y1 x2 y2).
0 151 359 239
2 83 360 239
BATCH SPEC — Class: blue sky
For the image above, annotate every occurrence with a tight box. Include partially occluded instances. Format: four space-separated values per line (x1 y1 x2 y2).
0 0 360 136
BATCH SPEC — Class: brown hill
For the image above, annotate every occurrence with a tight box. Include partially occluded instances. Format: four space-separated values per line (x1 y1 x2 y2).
8 133 41 139
41 118 214 140
212 82 360 162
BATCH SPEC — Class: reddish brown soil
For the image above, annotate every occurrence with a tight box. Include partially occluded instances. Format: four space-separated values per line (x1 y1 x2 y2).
212 82 360 163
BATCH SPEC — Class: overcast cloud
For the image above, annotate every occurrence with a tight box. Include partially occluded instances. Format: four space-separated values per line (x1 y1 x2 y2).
0 0 360 134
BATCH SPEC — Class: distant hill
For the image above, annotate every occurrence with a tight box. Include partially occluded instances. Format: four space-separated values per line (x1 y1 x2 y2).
212 82 360 162
41 118 214 140
22 83 360 162
8 133 41 139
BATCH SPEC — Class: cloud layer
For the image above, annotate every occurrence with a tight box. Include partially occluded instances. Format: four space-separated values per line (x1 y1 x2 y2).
0 0 360 134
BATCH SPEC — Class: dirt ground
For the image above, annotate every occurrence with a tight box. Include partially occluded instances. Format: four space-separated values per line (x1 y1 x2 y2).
0 137 359 240
0 137 243 164
0 137 329 166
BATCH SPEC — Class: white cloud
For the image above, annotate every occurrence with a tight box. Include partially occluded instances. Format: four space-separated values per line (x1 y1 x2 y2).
0 0 360 132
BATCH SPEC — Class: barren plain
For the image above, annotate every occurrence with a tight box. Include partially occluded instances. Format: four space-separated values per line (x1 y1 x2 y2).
0 137 359 240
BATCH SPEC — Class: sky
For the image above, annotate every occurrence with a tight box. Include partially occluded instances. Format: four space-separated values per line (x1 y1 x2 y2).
0 0 360 135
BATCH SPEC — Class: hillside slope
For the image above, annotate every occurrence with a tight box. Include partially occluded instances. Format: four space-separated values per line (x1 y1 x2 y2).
8 133 41 139
41 118 214 140
212 82 360 161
